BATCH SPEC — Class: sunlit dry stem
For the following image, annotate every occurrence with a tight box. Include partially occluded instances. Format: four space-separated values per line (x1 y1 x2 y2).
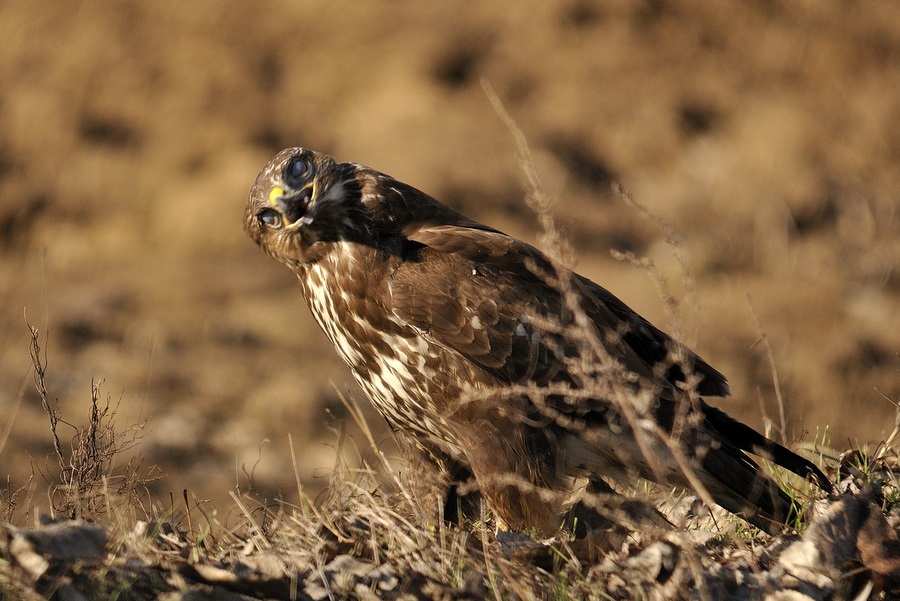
483 85 723 522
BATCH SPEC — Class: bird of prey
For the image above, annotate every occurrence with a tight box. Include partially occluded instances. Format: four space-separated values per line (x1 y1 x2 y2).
244 147 831 536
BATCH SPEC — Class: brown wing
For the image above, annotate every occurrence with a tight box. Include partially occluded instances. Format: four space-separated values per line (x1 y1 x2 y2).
575 275 730 397
390 228 564 385
389 224 726 395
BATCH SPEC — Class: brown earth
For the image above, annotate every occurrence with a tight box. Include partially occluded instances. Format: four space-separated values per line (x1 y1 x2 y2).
0 0 897 516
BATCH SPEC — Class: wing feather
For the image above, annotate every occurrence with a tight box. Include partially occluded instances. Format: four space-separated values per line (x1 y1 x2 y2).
389 224 727 396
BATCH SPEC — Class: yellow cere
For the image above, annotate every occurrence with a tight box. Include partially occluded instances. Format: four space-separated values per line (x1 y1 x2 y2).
268 187 284 206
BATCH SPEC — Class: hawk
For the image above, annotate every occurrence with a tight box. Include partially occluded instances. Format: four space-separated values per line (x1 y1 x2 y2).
244 147 831 536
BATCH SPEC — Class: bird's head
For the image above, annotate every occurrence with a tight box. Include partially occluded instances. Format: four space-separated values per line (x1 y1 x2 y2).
247 147 481 266
244 147 376 265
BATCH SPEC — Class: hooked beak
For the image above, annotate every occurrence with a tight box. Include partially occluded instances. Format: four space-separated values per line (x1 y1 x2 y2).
268 183 315 226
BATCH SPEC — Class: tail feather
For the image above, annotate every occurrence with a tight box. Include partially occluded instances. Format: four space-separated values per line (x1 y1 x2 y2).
699 441 798 534
696 400 834 534
574 400 831 534
702 401 833 494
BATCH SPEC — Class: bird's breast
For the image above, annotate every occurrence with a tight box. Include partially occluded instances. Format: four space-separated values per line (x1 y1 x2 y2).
297 247 465 451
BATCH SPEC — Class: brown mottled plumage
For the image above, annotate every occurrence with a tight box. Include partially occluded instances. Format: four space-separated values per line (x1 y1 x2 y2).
244 147 831 536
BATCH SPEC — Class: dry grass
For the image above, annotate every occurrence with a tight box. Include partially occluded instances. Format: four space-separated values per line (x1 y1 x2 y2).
1 369 899 599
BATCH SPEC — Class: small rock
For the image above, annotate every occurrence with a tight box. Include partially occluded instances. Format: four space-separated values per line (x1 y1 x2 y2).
8 521 107 580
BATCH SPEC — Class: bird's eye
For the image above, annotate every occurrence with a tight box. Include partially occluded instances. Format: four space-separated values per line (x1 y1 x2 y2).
283 155 309 186
257 208 282 228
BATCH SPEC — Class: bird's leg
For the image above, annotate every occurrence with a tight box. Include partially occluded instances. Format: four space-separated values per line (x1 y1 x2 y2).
564 477 618 537
453 417 567 537
394 435 482 529
441 461 485 530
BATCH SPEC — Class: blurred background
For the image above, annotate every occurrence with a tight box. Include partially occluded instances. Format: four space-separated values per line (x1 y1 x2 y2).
0 0 897 516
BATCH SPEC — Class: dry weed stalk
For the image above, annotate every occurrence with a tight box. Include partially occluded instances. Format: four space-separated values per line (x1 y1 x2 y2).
747 296 789 444
480 81 726 536
27 322 155 520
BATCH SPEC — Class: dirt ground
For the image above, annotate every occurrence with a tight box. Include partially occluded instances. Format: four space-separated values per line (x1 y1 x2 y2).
0 0 897 516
